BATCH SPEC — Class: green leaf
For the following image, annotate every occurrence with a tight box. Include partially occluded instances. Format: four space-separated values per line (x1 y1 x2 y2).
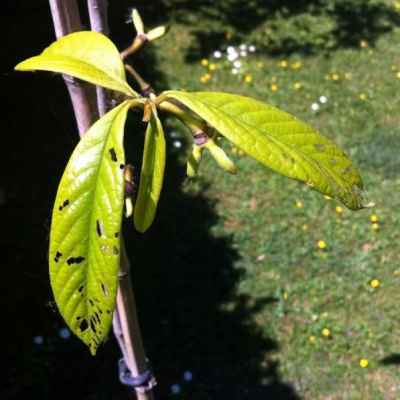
49 101 132 355
134 106 166 232
158 91 372 210
15 31 137 98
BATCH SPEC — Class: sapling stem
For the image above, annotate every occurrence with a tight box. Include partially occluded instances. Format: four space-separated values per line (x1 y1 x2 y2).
49 1 155 398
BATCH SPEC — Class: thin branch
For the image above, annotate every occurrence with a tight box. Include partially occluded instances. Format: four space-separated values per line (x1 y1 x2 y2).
48 0 99 137
87 0 112 116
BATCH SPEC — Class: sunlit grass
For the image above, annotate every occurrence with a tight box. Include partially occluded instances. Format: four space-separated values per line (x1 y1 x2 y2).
153 22 400 399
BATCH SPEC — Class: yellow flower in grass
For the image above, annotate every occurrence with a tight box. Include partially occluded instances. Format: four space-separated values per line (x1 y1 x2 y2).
335 205 343 214
322 328 330 337
279 60 288 68
360 40 368 48
283 291 290 300
291 61 302 69
209 63 216 71
270 84 278 92
294 82 302 89
295 201 303 208
332 73 340 81
370 215 378 222
372 223 379 231
257 61 264 68
370 279 380 288
359 93 366 100
317 240 327 250
359 359 369 368
309 335 317 343
245 75 253 83
201 59 208 66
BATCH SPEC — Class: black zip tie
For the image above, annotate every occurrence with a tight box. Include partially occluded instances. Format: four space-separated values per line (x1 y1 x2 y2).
118 358 156 391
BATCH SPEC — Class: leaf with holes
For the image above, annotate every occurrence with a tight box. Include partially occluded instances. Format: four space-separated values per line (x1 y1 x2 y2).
15 31 137 98
134 106 166 233
158 91 373 210
49 101 132 355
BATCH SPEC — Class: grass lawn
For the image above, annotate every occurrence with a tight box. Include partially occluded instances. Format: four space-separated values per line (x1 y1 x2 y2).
144 14 400 400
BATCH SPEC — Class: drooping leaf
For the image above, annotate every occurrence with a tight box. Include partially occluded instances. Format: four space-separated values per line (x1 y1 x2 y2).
134 105 166 232
49 101 132 355
15 31 137 98
158 91 373 210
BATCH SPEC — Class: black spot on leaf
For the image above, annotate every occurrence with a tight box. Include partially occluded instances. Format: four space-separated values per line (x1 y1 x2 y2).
79 319 88 332
114 232 120 238
58 199 70 211
113 246 119 255
109 147 117 162
101 282 108 297
78 285 84 293
96 220 105 237
67 256 86 266
119 163 125 170
90 317 97 333
89 299 94 307
67 257 75 266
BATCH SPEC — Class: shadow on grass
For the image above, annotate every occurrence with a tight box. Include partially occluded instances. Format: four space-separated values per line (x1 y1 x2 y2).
2 2 301 399
380 354 400 366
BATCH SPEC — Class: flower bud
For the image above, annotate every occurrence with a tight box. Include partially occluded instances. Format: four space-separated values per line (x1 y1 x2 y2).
187 145 203 179
132 9 144 34
147 26 170 42
205 140 237 175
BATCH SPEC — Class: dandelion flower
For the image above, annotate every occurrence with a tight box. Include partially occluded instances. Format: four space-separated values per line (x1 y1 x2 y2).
245 75 253 83
372 223 379 230
360 40 368 48
309 335 317 343
322 328 330 337
291 61 302 69
335 205 343 214
345 72 352 79
270 84 278 92
370 215 378 222
231 147 238 153
317 240 326 250
301 224 308 232
359 359 369 368
359 93 366 100
201 59 208 66
283 292 290 300
257 61 264 68
332 74 340 81
279 60 288 68
394 269 400 276
209 63 217 71
370 279 380 288
295 201 303 208
294 82 302 89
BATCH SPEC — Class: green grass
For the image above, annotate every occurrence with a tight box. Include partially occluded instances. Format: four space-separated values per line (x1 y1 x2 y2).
146 17 400 400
